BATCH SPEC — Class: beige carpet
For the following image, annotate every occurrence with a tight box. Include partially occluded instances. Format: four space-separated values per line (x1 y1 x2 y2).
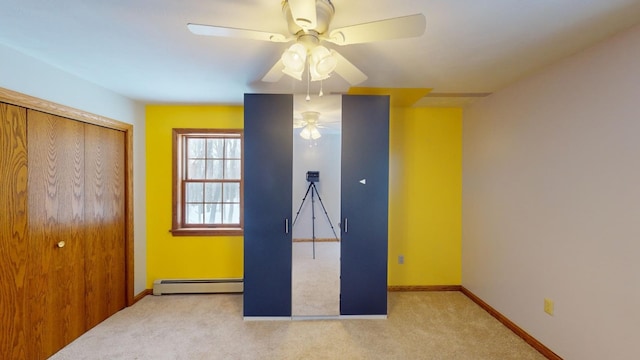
50 292 547 360
292 241 340 316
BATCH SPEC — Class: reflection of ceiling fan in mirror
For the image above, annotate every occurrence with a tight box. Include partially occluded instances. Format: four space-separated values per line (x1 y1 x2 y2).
294 111 329 140
187 0 426 85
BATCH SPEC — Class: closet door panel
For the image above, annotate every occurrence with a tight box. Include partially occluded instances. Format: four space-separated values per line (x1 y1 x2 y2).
340 95 389 316
0 103 28 359
84 124 126 329
243 93 293 317
27 110 86 359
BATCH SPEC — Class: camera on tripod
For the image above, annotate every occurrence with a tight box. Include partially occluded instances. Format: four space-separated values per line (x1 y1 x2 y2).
306 171 319 183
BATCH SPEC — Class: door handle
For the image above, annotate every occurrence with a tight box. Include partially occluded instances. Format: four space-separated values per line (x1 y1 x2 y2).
57 241 66 248
285 218 289 234
344 218 348 233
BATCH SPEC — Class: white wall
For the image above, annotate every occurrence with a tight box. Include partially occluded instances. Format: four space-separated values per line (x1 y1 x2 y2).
0 43 148 295
292 133 341 240
462 24 640 360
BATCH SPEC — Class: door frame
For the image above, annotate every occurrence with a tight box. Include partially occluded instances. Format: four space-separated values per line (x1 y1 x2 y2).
0 87 136 306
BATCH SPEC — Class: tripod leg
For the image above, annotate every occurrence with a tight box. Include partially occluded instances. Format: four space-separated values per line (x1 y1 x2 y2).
311 183 340 241
292 182 313 227
311 185 316 259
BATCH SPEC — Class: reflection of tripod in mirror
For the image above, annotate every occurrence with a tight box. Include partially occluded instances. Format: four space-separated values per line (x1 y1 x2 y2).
292 181 339 259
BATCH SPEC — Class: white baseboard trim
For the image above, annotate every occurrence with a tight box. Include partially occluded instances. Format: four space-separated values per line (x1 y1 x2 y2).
152 278 243 295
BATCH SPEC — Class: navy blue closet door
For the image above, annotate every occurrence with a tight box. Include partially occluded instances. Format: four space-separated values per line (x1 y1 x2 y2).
243 94 293 317
340 95 389 316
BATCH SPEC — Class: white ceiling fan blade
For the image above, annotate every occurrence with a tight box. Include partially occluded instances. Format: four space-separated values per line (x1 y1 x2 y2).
326 14 426 45
332 50 367 85
261 59 285 82
187 23 289 43
287 0 317 30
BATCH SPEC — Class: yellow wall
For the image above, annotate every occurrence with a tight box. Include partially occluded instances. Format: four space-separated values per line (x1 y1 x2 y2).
145 105 244 288
145 104 462 288
388 107 462 286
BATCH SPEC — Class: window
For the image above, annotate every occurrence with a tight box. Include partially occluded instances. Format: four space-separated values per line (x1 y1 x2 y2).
172 129 243 236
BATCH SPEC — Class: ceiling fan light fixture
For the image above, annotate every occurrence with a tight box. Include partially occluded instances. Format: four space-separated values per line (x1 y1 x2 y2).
309 125 322 139
299 111 322 140
310 46 337 81
300 124 312 139
300 124 321 140
282 66 304 80
281 43 307 72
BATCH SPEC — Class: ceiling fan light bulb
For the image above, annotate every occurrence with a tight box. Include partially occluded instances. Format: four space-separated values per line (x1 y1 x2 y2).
310 126 322 140
316 55 337 75
282 66 303 80
311 44 330 56
281 43 307 72
309 46 337 80
310 59 331 81
310 63 324 81
300 125 312 140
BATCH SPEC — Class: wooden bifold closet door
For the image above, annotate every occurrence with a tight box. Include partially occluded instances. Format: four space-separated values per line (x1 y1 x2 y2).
27 110 87 358
25 110 126 359
83 123 126 329
0 103 29 359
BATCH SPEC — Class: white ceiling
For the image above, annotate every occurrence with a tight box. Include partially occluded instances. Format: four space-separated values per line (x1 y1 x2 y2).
1 0 639 107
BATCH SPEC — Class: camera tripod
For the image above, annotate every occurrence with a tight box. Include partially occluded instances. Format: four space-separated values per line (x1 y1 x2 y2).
292 181 339 259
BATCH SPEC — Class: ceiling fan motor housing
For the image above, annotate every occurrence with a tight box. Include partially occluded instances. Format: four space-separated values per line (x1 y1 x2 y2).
283 0 335 36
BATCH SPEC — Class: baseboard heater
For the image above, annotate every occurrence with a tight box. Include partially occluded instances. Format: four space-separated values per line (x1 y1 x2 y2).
153 278 243 296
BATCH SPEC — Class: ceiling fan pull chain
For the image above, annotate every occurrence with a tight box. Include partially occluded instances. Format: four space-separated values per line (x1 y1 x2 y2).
319 80 324 97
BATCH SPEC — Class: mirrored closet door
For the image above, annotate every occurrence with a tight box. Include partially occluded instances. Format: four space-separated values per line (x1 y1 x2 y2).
291 95 342 317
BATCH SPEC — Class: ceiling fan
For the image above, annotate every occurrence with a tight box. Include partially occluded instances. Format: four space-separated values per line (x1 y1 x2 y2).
293 110 340 140
187 0 426 85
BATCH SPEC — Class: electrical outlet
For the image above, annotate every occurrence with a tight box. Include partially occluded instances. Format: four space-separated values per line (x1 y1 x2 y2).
544 298 554 316
398 255 404 264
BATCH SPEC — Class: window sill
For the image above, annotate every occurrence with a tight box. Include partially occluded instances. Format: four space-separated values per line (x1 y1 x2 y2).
170 228 244 237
